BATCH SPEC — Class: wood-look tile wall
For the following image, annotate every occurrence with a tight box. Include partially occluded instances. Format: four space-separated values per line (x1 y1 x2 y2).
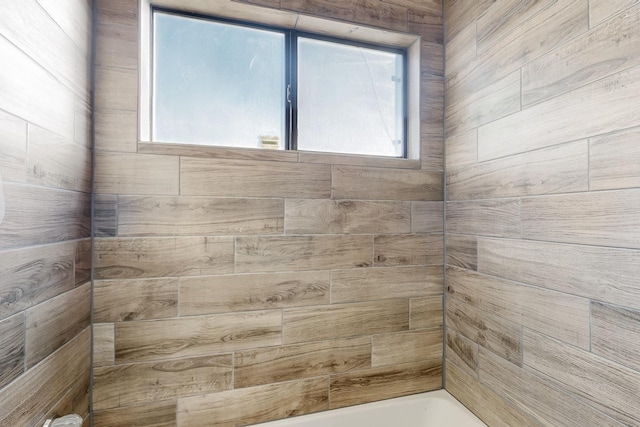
444 1 640 425
92 0 444 425
0 0 93 426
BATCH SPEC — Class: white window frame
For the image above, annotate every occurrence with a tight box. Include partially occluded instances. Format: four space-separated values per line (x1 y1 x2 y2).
139 0 421 160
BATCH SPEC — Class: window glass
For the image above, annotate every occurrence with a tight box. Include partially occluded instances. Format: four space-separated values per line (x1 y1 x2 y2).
296 37 405 157
153 12 286 149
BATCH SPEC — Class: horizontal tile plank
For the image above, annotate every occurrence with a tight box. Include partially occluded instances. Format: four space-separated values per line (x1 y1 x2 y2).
478 66 640 161
447 267 590 349
590 0 639 26
118 196 284 236
94 278 178 322
447 0 587 110
94 401 177 427
93 323 114 368
445 70 521 137
445 234 477 270
116 310 282 363
0 329 90 427
521 189 640 249
479 347 622 427
94 354 232 410
332 166 442 201
0 110 26 183
374 234 443 266
478 237 640 311
410 296 443 329
0 183 90 250
354 0 408 31
446 360 539 427
330 359 442 409
524 328 640 426
236 235 372 273
331 265 442 304
94 66 137 111
181 157 330 198
94 152 180 195
25 283 91 368
26 124 91 192
372 328 442 367
0 242 75 320
476 0 556 54
94 237 234 280
445 129 477 169
446 199 521 238
447 141 589 200
411 201 443 233
447 297 521 365
522 4 640 106
283 300 409 344
0 314 24 389
284 199 410 235
234 337 371 388
94 108 137 153
592 302 640 372
0 33 75 139
446 328 478 378
179 271 330 315
177 377 329 427
94 194 117 237
590 126 640 190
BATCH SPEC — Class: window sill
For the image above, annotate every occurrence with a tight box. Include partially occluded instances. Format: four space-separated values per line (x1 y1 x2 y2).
138 141 421 169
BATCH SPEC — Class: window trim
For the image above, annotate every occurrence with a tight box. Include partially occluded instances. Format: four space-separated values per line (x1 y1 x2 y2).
140 0 421 160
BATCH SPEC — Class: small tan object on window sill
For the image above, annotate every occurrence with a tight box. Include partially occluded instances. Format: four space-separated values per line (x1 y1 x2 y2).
261 135 280 149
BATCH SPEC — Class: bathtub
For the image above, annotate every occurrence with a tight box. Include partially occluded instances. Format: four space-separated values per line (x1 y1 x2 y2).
252 390 486 426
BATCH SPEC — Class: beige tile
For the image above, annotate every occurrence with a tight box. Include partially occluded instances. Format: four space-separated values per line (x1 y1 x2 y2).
590 125 640 191
94 354 232 410
116 310 282 363
0 183 90 250
524 328 640 426
93 323 115 368
0 242 75 320
374 234 443 266
447 297 521 365
25 284 90 367
94 278 178 322
410 296 443 329
447 267 590 349
94 152 179 195
181 157 330 198
118 196 284 236
0 329 90 427
479 347 623 427
236 235 372 273
332 265 442 303
592 302 640 372
283 299 409 344
0 314 24 389
285 199 410 235
332 166 442 201
478 237 640 311
94 401 177 427
180 271 329 316
330 360 441 409
235 337 371 387
178 377 329 427
94 237 234 280
446 198 521 238
372 328 442 367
